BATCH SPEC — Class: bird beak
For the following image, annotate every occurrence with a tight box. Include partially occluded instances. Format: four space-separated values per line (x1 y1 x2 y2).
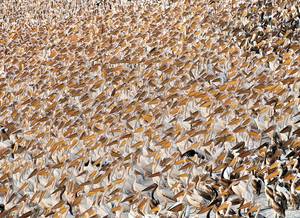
142 183 158 192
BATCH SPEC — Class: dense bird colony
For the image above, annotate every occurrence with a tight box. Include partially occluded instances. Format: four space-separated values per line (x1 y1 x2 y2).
0 0 300 217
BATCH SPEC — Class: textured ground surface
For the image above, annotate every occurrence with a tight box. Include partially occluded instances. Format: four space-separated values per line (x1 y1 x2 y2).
0 0 300 217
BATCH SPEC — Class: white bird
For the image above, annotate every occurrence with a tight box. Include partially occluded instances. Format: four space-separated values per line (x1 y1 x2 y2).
231 180 254 202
